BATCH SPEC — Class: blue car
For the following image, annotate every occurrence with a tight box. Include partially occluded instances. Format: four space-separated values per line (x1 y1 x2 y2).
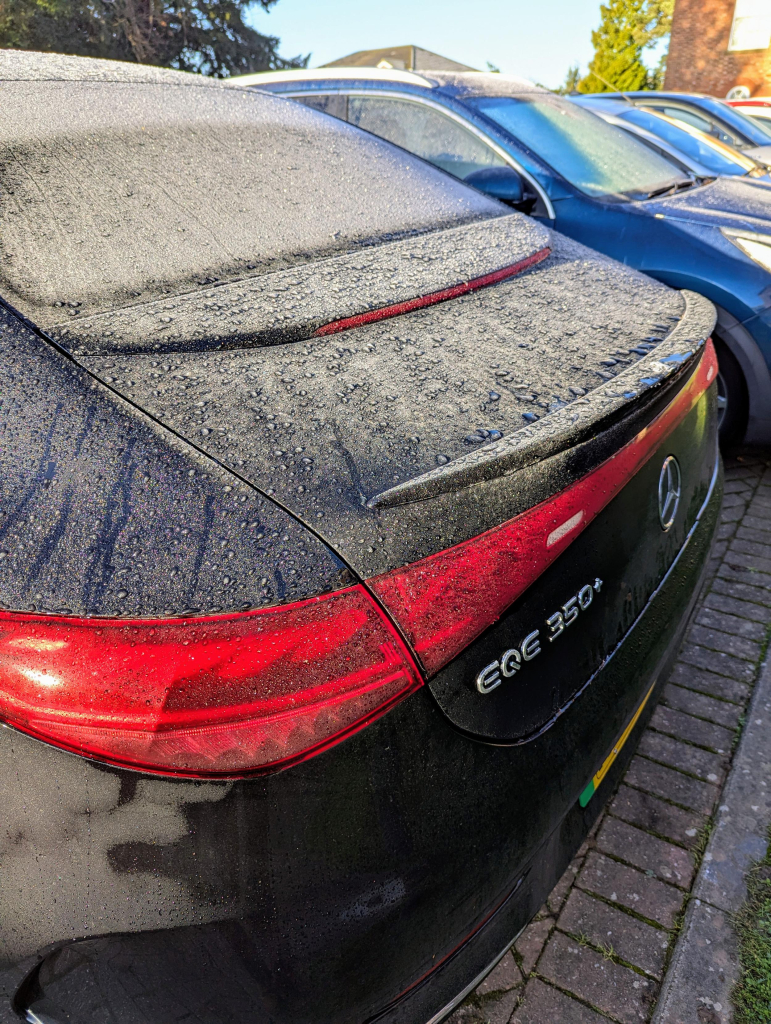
589 90 771 164
573 95 771 183
239 68 771 444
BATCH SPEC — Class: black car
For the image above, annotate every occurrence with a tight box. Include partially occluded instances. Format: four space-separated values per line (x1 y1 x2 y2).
0 52 720 1024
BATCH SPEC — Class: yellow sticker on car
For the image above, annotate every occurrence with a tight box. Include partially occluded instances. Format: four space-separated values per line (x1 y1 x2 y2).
579 682 656 807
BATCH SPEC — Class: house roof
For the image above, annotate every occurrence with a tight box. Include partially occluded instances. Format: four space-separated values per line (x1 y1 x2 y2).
321 45 477 73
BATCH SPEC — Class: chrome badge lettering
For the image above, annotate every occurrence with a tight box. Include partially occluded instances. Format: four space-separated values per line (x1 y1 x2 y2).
475 632 541 693
476 579 603 695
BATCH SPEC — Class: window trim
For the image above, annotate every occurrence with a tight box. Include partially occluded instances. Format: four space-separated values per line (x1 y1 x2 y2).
280 88 556 220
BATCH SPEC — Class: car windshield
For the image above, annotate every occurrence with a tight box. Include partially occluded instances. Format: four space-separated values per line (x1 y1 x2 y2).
620 107 758 176
469 94 684 199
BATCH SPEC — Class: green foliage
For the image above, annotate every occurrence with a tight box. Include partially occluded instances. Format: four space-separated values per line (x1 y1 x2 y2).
557 63 582 94
577 0 674 93
733 829 771 1023
0 0 308 77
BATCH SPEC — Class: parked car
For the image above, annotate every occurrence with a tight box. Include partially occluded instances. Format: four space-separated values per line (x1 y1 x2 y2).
591 90 771 163
1 51 720 1024
727 97 771 124
574 94 771 182
241 68 771 445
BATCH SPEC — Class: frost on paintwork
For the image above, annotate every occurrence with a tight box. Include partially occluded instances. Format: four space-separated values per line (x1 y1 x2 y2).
0 310 350 617
49 215 550 355
80 232 695 577
0 71 501 326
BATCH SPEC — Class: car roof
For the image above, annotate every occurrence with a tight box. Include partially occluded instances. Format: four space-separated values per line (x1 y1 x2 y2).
235 67 548 98
236 67 438 89
0 47 235 86
587 91 716 102
573 96 632 112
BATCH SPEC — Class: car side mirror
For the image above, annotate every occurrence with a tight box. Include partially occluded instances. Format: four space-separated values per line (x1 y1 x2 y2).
464 166 525 205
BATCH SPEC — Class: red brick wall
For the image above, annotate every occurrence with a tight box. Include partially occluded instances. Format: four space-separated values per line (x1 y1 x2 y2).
665 0 771 97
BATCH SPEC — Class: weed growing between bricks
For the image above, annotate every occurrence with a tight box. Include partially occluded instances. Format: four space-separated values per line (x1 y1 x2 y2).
731 826 771 1024
448 450 771 1023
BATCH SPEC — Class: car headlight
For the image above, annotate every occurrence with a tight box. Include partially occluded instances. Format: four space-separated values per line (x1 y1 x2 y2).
723 229 771 273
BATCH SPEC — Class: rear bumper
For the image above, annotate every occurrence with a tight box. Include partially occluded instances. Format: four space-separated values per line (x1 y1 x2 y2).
2 447 722 1024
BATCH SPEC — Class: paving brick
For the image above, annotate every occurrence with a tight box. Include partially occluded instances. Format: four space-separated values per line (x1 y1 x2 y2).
720 492 747 508
710 539 729 561
695 605 768 642
702 590 771 625
678 641 757 682
476 951 523 995
736 523 771 544
662 684 743 729
722 478 753 495
638 728 725 784
479 989 520 1024
650 705 734 753
537 930 656 1023
742 514 771 534
610 785 704 848
720 504 745 524
715 521 738 542
686 623 761 662
711 574 771 608
727 540 771 575
447 987 520 1024
512 979 608 1024
717 562 771 592
578 851 683 928
596 817 695 889
625 756 719 815
731 534 771 557
558 888 669 979
515 916 555 976
668 661 751 704
547 857 582 916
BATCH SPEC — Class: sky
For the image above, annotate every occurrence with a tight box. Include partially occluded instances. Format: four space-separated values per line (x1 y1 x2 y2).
247 0 627 92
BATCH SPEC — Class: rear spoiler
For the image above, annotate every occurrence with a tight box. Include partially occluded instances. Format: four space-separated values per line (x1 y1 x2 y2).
368 290 716 509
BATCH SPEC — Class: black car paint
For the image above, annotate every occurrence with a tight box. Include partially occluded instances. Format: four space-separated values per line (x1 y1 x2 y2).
74 230 688 580
0 54 720 1024
0 307 350 617
9 415 720 1024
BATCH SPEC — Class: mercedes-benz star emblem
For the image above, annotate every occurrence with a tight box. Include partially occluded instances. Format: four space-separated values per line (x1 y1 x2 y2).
658 455 681 531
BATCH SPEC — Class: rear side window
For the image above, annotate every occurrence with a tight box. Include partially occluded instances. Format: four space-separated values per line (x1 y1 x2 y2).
347 96 507 180
294 94 347 120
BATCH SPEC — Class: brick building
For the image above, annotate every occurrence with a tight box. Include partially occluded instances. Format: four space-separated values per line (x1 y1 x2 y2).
666 0 771 96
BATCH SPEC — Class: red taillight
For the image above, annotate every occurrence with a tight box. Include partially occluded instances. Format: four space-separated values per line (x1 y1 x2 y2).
370 341 718 676
0 586 422 777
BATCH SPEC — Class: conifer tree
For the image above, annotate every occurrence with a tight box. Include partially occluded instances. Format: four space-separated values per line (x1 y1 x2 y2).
577 0 673 93
0 0 307 78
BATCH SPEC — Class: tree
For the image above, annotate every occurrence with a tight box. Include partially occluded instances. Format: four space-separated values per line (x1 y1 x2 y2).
0 0 308 77
557 63 582 94
577 0 674 93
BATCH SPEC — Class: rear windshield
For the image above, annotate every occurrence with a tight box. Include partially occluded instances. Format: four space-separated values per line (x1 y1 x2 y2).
0 81 499 325
469 94 682 198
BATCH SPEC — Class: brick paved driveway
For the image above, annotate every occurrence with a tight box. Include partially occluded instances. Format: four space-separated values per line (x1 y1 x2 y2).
449 448 771 1024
